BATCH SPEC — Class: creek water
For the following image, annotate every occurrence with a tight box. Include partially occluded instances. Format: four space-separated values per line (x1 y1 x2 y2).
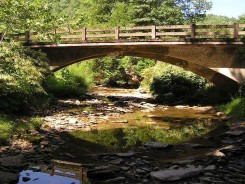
18 170 81 184
18 87 228 184
70 106 222 151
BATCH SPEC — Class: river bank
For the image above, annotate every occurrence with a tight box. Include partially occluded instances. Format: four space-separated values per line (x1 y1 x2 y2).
0 87 244 184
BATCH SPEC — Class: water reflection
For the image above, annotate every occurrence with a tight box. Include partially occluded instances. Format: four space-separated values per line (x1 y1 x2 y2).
69 105 222 151
18 170 81 184
71 120 220 151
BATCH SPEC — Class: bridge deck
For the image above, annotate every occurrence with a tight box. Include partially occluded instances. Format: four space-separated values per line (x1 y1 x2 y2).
2 24 245 45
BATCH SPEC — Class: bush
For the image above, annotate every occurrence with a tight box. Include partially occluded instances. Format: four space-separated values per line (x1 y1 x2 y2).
0 114 43 145
218 98 245 118
45 66 91 98
141 62 207 100
0 115 13 145
90 56 155 88
0 42 51 114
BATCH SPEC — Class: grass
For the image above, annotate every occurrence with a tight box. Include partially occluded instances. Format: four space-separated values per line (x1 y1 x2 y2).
218 97 245 118
0 114 43 146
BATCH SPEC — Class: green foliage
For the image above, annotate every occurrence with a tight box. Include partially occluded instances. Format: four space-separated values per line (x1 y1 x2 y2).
45 62 94 98
0 115 14 145
239 14 245 24
50 0 81 25
91 57 128 87
199 14 237 25
218 98 245 118
0 0 48 33
129 0 184 25
88 56 155 87
0 42 51 114
141 63 206 99
64 0 212 27
0 114 43 145
0 0 66 43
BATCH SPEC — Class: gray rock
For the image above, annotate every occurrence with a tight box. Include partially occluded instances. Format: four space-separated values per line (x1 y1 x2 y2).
204 165 216 171
200 177 212 182
109 158 124 165
224 130 244 136
136 169 147 174
116 152 135 158
0 155 26 168
150 166 203 182
0 171 18 184
87 169 117 180
120 166 130 171
29 166 41 172
175 159 194 165
144 142 172 149
168 165 179 169
64 153 76 159
101 177 126 183
22 176 31 182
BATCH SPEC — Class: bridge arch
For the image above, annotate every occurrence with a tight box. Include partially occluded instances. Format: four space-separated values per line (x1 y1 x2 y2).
34 43 245 93
47 49 238 93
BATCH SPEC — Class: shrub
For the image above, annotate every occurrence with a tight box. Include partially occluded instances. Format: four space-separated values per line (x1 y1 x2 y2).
218 98 245 118
141 62 207 100
45 68 90 98
0 42 51 114
0 115 13 145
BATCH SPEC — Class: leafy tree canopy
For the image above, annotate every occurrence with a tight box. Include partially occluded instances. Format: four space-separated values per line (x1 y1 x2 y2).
51 0 212 27
198 14 237 25
239 14 245 24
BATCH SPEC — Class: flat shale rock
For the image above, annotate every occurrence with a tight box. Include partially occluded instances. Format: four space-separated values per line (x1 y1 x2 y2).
224 130 244 136
0 155 26 168
116 152 135 158
150 166 203 182
0 171 18 184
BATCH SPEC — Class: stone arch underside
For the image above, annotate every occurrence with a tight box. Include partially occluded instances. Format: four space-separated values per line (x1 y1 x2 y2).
37 44 245 93
52 51 239 93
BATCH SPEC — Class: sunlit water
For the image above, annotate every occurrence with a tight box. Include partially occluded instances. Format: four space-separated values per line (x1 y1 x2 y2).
18 170 81 184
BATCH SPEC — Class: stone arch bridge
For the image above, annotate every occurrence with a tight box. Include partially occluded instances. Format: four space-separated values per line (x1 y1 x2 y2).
21 24 245 92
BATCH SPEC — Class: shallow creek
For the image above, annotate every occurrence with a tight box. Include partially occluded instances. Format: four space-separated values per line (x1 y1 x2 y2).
17 87 233 184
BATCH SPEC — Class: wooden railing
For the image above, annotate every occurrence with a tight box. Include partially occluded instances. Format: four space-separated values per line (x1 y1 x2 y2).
2 23 245 44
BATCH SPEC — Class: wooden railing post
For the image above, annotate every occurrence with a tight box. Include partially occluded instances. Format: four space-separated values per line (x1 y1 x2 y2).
82 28 87 41
115 26 120 40
191 24 196 39
234 23 239 39
25 31 31 44
151 25 156 39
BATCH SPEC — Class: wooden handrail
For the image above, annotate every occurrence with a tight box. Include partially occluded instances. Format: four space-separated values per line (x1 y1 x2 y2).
3 24 245 44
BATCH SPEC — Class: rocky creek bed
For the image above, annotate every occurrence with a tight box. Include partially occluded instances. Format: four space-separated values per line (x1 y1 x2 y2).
0 88 245 184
